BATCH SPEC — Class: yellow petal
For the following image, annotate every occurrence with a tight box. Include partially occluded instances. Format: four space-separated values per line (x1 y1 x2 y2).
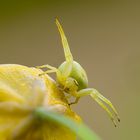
0 64 80 140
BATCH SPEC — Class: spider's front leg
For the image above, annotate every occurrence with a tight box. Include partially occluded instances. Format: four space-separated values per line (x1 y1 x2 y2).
74 88 120 127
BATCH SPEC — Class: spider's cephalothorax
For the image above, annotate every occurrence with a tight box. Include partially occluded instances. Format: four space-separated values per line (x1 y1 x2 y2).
58 61 88 91
37 19 120 127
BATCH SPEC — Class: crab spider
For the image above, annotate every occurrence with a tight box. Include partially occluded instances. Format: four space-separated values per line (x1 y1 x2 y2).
37 19 120 127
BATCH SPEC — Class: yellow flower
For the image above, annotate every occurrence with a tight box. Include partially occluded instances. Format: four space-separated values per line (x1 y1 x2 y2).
0 64 81 140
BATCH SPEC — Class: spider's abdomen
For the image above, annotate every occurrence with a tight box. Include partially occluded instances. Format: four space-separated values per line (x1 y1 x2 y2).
58 61 88 90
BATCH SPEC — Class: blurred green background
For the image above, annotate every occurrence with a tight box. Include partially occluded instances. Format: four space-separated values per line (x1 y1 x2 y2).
0 1 140 139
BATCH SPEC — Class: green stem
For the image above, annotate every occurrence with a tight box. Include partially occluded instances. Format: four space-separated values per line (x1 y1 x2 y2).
34 107 101 140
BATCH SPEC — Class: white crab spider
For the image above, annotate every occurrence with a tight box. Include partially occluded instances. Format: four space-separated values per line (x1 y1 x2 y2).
37 19 120 127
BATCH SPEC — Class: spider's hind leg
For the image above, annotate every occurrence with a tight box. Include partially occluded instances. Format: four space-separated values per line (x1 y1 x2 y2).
36 64 58 76
36 64 57 70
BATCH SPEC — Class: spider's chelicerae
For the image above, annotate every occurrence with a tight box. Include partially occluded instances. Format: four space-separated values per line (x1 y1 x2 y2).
37 19 120 127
